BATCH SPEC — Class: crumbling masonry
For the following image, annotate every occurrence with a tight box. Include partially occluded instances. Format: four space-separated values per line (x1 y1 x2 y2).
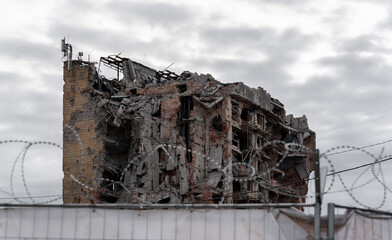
63 55 316 204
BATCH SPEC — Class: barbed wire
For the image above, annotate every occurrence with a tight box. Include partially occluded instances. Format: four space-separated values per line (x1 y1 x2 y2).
1 133 392 210
323 139 392 157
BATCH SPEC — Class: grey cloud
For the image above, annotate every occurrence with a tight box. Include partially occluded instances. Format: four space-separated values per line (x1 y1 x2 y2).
0 38 58 64
191 58 292 89
340 35 377 52
200 27 273 48
48 0 196 55
376 5 392 30
242 0 310 5
48 21 114 53
0 90 62 139
0 72 22 95
48 20 191 69
338 35 392 54
288 52 392 150
106 1 195 28
318 53 392 86
0 70 62 141
38 72 64 94
194 27 316 92
200 27 314 58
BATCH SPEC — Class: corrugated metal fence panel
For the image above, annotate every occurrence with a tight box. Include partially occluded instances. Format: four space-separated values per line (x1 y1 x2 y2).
0 207 285 240
334 211 392 240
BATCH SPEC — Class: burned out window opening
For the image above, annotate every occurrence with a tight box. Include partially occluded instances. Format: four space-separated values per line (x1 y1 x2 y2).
285 133 299 144
257 136 264 149
247 181 253 192
231 100 239 122
257 113 265 129
177 96 193 163
177 84 187 93
233 181 241 193
130 88 137 95
178 96 193 120
211 115 223 132
99 169 122 203
232 127 249 151
241 107 251 122
232 150 242 163
242 149 252 163
158 197 171 204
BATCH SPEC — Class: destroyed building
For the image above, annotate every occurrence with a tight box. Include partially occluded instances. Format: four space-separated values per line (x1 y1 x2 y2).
63 55 316 204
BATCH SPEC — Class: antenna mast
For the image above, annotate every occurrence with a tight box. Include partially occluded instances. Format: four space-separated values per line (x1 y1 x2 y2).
61 37 73 71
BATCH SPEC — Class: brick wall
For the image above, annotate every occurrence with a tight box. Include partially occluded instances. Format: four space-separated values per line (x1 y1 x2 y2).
63 62 103 203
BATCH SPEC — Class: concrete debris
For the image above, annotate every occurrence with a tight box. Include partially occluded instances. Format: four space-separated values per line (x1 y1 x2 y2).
63 56 316 205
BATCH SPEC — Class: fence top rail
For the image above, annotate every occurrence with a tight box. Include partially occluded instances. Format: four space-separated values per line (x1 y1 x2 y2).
0 203 315 210
334 204 392 217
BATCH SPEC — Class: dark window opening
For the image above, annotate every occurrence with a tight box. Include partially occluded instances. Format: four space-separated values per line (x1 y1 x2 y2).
185 122 192 163
177 84 187 93
257 161 262 173
99 169 121 203
232 128 247 151
105 120 132 171
177 124 185 137
257 113 265 129
212 193 222 204
269 191 279 203
257 137 264 149
152 103 161 117
233 181 241 193
272 126 281 139
242 149 251 163
177 96 193 163
158 148 165 163
231 101 239 122
159 173 164 184
137 174 145 188
266 122 273 133
92 78 115 95
264 147 272 157
211 115 223 132
285 134 299 144
101 119 132 203
232 128 240 148
130 88 137 95
178 96 193 120
278 195 291 203
158 197 171 204
272 107 282 117
232 150 242 162
247 181 253 191
241 108 251 122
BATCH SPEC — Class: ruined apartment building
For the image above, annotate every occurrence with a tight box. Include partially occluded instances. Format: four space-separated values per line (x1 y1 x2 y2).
63 55 316 204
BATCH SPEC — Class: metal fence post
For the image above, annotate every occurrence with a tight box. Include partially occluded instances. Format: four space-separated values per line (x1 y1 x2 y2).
314 149 321 240
327 203 335 240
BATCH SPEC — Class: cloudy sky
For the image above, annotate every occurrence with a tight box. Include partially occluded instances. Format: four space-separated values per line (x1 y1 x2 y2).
0 0 392 213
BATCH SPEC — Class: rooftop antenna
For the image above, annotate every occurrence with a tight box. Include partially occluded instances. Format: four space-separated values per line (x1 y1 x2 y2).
61 37 73 71
78 52 83 61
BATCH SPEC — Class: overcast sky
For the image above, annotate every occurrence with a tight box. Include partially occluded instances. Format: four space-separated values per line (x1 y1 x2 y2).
0 0 392 212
